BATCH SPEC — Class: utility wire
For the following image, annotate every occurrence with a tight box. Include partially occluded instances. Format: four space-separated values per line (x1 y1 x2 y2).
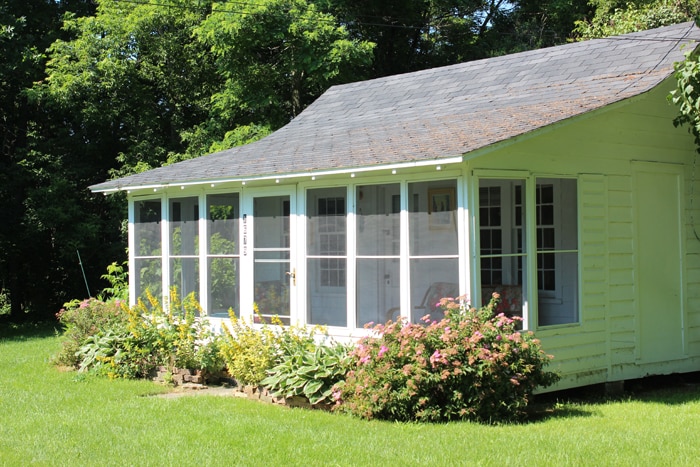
110 0 697 41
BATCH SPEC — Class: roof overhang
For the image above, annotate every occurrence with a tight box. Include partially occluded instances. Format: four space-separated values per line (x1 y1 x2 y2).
92 155 464 194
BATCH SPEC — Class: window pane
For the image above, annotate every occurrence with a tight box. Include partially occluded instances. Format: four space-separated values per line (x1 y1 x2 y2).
307 258 347 327
307 188 346 256
538 252 578 325
357 258 400 326
208 257 238 318
536 178 578 326
409 258 459 323
207 193 239 255
170 197 199 256
408 180 458 256
478 179 526 322
254 196 290 249
558 178 578 250
478 180 525 289
170 257 199 305
356 184 400 256
254 250 290 324
134 258 161 300
481 267 523 321
134 200 161 257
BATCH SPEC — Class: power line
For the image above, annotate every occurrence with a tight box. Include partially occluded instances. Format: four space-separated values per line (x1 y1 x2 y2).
112 0 435 30
110 0 697 42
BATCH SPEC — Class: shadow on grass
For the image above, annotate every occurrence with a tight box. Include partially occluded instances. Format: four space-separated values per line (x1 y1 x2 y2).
0 320 60 341
527 371 700 423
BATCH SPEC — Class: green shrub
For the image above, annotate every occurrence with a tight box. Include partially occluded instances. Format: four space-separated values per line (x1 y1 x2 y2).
60 289 223 379
219 311 283 386
98 261 129 302
261 338 352 405
219 310 337 390
53 298 129 367
75 329 134 377
333 295 560 423
0 289 10 315
106 288 223 378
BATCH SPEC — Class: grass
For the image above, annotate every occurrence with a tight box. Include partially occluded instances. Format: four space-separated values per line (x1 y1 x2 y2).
1 323 700 466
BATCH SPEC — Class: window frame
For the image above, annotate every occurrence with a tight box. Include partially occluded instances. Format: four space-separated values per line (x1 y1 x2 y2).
472 170 580 330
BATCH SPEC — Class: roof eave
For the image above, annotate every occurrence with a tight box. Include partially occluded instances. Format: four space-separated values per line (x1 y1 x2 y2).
90 155 465 194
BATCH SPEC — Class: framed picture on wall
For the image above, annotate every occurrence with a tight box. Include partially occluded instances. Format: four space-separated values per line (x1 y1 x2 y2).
428 187 455 230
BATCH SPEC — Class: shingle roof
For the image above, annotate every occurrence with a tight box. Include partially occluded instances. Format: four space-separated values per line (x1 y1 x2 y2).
91 21 700 192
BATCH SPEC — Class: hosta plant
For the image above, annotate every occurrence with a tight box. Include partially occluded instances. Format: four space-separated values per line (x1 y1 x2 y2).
261 340 352 405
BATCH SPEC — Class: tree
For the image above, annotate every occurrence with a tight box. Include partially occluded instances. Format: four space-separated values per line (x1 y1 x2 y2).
314 0 591 77
484 0 592 53
672 43 700 150
1 0 96 321
3 0 373 320
193 0 374 135
39 0 221 174
573 0 699 39
315 0 506 77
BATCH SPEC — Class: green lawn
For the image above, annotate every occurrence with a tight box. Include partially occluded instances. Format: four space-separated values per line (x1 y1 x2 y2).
1 324 699 466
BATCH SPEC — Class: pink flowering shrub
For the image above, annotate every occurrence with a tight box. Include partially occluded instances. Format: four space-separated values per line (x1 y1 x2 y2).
333 294 559 423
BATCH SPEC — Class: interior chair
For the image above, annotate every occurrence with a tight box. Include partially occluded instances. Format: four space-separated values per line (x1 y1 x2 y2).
385 282 459 323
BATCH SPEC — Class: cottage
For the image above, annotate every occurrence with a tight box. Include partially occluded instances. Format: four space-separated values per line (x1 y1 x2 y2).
91 22 700 391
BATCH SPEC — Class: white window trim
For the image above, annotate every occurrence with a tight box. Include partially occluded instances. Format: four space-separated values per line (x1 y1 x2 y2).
471 170 581 330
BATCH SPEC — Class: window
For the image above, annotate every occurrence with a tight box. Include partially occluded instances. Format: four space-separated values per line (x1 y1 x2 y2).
535 178 578 326
133 199 162 300
169 197 200 309
478 178 578 327
356 183 400 327
317 197 346 287
408 180 459 323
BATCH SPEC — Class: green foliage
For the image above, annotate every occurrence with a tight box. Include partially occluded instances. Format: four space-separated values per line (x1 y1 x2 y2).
322 0 521 76
484 0 592 53
53 297 129 367
219 312 287 386
40 0 220 173
573 1 698 39
671 46 700 147
334 295 560 423
0 0 109 322
98 261 129 302
261 338 352 405
75 328 130 375
111 288 223 378
57 288 223 379
219 309 336 388
195 0 374 130
0 289 11 315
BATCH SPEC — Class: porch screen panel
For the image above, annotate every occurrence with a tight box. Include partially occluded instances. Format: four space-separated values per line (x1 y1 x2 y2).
477 178 579 328
408 180 459 323
169 197 200 306
356 183 400 326
307 187 347 327
536 178 578 326
478 180 526 320
134 200 162 300
207 193 240 317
